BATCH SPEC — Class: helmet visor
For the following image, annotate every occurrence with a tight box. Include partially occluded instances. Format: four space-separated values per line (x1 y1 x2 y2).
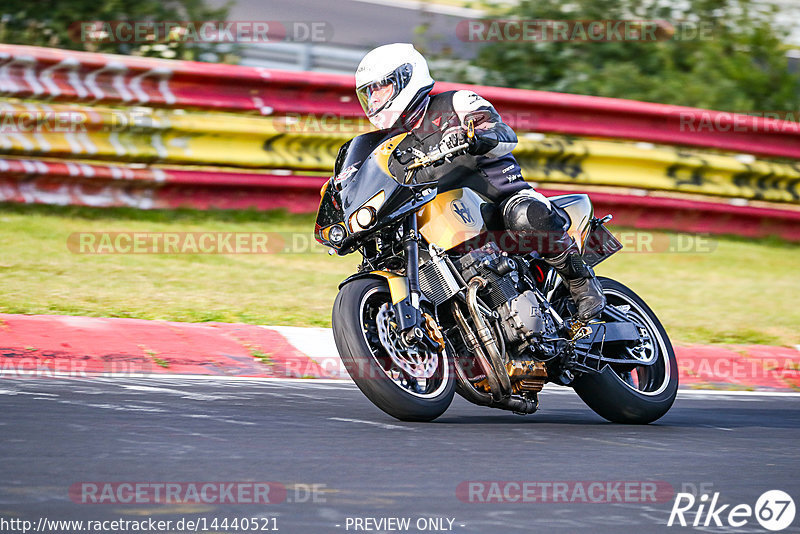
356 63 413 118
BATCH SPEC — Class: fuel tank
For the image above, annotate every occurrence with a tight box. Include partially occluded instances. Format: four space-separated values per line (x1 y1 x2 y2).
417 189 594 253
416 188 490 251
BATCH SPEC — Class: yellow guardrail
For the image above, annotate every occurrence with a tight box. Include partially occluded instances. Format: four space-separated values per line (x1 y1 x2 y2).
515 136 800 203
1 99 798 203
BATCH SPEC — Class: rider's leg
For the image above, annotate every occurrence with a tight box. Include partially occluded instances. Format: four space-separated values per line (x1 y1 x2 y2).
501 191 605 322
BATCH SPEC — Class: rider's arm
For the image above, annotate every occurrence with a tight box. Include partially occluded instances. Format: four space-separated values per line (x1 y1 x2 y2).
452 90 518 158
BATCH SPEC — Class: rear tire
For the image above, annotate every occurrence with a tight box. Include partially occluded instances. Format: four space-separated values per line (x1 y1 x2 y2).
572 277 678 424
332 278 455 422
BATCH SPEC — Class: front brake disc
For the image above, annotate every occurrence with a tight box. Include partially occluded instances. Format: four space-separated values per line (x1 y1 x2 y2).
375 303 438 379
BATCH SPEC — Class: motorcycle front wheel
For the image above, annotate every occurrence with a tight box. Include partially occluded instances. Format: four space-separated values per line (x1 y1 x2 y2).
332 278 455 422
572 277 679 424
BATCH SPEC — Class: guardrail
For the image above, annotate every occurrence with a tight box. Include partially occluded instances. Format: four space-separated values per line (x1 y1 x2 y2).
0 100 797 202
1 44 799 158
2 155 797 241
1 44 799 240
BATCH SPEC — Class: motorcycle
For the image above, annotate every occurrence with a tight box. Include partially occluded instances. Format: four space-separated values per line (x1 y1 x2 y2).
315 126 678 423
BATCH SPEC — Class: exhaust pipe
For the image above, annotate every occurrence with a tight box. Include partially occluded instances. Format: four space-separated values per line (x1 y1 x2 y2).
466 277 512 396
452 359 538 413
452 356 494 406
452 303 501 401
450 284 538 414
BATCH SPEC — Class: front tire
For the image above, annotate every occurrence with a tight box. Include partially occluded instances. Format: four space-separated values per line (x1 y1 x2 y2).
572 277 678 424
332 278 455 422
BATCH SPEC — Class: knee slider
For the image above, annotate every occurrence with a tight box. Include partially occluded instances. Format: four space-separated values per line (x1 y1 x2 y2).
503 197 533 232
503 196 565 233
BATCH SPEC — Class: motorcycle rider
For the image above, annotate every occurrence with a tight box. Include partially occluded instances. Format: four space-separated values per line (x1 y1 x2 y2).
355 43 605 322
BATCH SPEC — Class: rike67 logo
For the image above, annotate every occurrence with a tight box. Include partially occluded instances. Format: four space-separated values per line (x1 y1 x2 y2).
668 489 795 531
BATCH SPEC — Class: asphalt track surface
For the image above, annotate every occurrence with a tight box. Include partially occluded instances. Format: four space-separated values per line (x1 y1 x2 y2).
1 377 799 534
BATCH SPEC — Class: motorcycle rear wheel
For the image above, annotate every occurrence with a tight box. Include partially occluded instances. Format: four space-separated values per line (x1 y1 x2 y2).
572 277 678 424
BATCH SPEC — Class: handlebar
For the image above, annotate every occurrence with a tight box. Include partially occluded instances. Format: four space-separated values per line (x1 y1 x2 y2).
403 119 475 183
406 142 471 171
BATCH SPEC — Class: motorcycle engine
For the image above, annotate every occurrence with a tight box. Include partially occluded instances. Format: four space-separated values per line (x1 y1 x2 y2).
453 243 557 359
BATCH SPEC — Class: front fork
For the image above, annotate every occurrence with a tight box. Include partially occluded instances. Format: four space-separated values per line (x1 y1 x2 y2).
403 215 422 313
392 215 439 352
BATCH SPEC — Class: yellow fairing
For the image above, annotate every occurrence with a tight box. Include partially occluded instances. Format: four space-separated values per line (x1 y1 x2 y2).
372 134 408 177
417 189 489 251
371 271 409 304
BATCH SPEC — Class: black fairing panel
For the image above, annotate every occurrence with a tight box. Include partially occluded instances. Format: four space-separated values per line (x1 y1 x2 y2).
316 184 343 230
339 130 387 172
315 129 438 252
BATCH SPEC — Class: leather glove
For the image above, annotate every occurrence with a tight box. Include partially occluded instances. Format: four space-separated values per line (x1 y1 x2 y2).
438 126 471 155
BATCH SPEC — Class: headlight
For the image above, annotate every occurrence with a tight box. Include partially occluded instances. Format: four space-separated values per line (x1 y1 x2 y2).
355 206 377 229
328 224 345 244
348 191 385 232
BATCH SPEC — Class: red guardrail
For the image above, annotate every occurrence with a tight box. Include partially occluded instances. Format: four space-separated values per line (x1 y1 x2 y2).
2 157 798 242
0 158 321 212
1 44 798 159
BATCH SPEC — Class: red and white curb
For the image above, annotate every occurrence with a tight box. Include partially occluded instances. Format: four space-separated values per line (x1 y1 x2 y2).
0 314 798 391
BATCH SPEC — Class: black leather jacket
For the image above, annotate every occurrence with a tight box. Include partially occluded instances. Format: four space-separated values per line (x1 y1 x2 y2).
387 90 531 203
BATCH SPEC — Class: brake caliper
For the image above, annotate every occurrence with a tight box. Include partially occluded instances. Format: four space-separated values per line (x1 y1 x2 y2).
423 313 445 353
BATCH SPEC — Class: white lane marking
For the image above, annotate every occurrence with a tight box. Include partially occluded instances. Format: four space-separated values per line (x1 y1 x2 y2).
135 375 357 388
32 397 168 413
3 376 799 398
700 424 734 431
11 391 259 426
678 389 800 398
179 414 256 426
0 388 59 397
329 417 412 430
116 384 244 401
2 372 355 385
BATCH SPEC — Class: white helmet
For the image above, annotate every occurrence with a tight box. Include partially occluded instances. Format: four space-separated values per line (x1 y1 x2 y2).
355 43 435 130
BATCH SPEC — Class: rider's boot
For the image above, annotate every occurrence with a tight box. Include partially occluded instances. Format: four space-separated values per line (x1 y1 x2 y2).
502 190 605 322
541 237 606 322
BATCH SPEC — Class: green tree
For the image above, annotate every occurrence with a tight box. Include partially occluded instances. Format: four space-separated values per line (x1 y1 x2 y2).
430 0 800 113
0 0 232 61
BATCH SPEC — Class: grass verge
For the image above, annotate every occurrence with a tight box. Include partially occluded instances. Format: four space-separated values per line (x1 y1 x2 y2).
1 203 798 345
